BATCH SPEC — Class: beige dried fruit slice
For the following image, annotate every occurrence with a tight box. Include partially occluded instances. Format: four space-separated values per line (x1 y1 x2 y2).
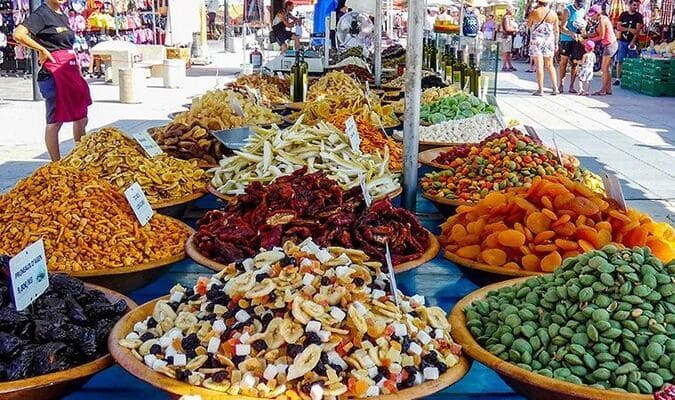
347 304 368 333
300 300 325 318
202 378 231 392
280 318 303 343
264 317 286 349
291 296 310 325
287 344 321 381
246 279 276 299
425 306 450 330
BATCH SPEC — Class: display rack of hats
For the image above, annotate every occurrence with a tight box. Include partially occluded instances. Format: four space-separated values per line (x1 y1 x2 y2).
0 0 30 76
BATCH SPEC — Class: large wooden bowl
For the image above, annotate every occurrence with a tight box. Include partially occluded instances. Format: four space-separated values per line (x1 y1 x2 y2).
0 284 136 400
421 192 463 216
110 296 472 400
67 219 195 293
392 131 462 153
187 229 438 274
418 146 463 170
153 189 206 210
450 278 653 400
444 250 544 286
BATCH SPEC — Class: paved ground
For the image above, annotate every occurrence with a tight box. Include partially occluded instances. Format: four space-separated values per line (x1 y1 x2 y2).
0 45 673 222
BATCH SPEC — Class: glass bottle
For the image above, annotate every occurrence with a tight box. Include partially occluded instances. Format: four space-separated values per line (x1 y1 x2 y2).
429 39 438 72
468 53 479 97
445 46 455 85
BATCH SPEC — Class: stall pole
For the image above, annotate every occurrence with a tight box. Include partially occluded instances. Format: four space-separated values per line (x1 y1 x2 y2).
224 0 229 52
151 0 157 44
374 0 383 86
401 0 424 212
324 15 331 66
29 0 42 101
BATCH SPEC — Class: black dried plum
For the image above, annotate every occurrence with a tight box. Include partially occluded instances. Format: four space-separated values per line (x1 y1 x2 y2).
0 331 23 357
0 307 30 333
49 274 84 297
65 297 88 324
7 345 35 380
33 342 74 375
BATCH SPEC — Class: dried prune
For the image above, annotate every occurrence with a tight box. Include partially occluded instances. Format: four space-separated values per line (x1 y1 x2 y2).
33 342 74 375
0 332 23 357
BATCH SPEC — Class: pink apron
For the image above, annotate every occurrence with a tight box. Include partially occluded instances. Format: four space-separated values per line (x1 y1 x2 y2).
42 49 92 123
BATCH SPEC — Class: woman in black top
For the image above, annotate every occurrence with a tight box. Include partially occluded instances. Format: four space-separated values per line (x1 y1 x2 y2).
13 0 91 161
272 1 301 53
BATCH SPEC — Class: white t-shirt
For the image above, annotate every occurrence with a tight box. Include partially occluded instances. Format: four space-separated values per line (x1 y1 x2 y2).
206 0 220 14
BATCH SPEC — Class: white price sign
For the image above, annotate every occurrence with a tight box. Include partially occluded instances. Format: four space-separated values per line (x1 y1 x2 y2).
385 243 400 307
358 172 372 207
124 182 154 226
364 82 372 108
9 239 49 311
132 131 163 157
255 89 263 105
601 173 627 211
277 71 285 79
345 116 360 152
230 95 245 117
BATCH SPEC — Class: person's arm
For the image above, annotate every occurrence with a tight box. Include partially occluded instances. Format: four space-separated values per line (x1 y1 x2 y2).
587 18 604 41
13 25 54 64
553 14 560 49
559 8 575 38
629 19 642 46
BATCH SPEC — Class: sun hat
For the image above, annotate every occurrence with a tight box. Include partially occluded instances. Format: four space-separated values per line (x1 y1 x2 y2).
583 39 595 51
587 4 602 16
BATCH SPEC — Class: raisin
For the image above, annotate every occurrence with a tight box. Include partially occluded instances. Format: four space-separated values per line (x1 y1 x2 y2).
436 361 448 374
186 349 197 358
146 317 158 328
320 352 329 364
165 356 174 364
283 257 297 266
176 369 191 381
149 344 161 355
231 355 245 366
321 276 331 286
139 332 154 342
212 370 228 382
300 382 312 394
182 333 200 351
331 363 343 372
168 302 180 311
353 277 364 286
313 362 327 376
251 340 267 352
255 273 268 283
234 262 245 271
287 343 302 358
305 332 321 345
205 303 215 313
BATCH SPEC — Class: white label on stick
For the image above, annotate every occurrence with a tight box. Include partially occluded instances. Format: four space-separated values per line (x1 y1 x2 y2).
124 182 154 226
277 71 285 79
255 88 263 105
364 81 372 107
345 116 360 152
132 131 163 157
601 173 627 211
385 243 400 307
9 239 49 311
551 131 564 165
358 172 372 207
524 125 542 143
230 95 245 116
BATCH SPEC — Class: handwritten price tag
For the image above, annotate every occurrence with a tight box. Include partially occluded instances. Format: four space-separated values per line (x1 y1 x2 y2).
132 131 163 157
601 173 627 211
345 116 360 152
124 182 154 226
385 243 400 307
230 95 245 117
364 81 372 108
9 239 49 311
358 172 372 207
276 71 285 79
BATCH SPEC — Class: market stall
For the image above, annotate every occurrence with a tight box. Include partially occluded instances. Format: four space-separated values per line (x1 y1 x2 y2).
1 1 675 400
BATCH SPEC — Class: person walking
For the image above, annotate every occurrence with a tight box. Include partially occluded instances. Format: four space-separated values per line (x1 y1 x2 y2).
527 0 559 95
584 4 618 95
482 13 497 40
558 0 586 93
13 0 91 161
272 1 301 53
614 0 643 85
206 0 221 38
500 5 518 71
577 40 596 95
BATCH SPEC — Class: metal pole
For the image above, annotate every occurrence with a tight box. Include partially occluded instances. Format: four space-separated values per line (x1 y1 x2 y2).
151 0 157 44
223 0 229 52
401 0 424 212
29 0 42 101
324 15 331 66
374 0 383 86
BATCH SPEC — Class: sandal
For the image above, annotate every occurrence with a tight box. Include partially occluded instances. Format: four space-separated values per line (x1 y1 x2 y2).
568 88 577 94
592 91 606 96
551 89 559 96
532 91 543 96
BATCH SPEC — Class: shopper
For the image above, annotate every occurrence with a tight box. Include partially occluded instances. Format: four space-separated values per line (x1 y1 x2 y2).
272 1 301 53
424 9 435 38
206 0 221 38
584 4 617 95
527 0 559 95
558 0 586 93
13 0 91 161
577 40 596 95
614 0 643 86
500 5 518 71
482 13 497 40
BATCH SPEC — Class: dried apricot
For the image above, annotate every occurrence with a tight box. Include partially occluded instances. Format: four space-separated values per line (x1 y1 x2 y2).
483 192 507 208
481 248 507 266
576 227 602 248
450 224 467 242
497 230 526 247
456 245 482 259
503 262 520 270
551 214 571 227
541 208 558 221
484 232 501 248
514 197 537 213
534 244 558 253
554 239 578 251
541 196 553 210
553 192 576 210
552 222 576 236
623 227 648 247
646 239 674 262
561 250 581 259
526 212 551 234
578 239 595 252
540 251 562 272
521 254 541 271
533 230 556 244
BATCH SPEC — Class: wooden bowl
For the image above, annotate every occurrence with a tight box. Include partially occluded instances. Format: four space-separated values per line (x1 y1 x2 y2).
153 190 207 211
450 278 653 400
0 284 136 400
421 192 464 216
206 182 234 203
444 250 544 286
187 228 438 273
418 146 463 170
285 101 305 111
392 131 463 153
111 296 472 400
67 219 195 293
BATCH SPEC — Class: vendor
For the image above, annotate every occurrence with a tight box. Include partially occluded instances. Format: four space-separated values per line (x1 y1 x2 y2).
13 0 91 161
272 1 301 53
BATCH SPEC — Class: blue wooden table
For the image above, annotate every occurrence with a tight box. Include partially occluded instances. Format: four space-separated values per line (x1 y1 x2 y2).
63 169 525 400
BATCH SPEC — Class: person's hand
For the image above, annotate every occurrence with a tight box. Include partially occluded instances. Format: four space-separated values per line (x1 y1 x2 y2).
38 49 55 65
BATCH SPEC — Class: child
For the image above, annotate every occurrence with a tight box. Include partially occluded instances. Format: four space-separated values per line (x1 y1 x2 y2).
577 40 596 96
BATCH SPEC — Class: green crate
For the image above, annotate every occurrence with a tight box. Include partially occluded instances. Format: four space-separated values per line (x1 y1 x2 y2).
642 64 674 79
622 60 642 74
639 80 675 96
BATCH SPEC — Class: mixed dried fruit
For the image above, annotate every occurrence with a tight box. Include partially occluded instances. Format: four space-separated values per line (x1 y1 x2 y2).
326 114 403 171
198 169 428 265
62 128 209 205
0 265 128 382
151 90 282 166
288 95 399 129
120 239 461 398
0 163 190 271
422 129 595 203
210 122 399 198
233 75 291 105
440 175 675 272
307 71 364 101
464 245 675 394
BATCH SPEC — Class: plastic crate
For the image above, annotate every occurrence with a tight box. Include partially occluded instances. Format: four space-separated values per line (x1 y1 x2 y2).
639 80 675 96
642 65 674 80
622 58 642 73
